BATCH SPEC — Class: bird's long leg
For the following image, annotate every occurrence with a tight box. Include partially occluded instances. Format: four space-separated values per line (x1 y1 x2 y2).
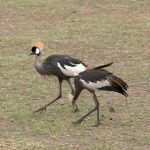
33 78 63 113
72 88 82 112
73 90 100 127
66 79 75 95
92 92 100 127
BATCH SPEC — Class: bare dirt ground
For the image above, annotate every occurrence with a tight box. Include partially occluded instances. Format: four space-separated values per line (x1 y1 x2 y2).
0 0 150 149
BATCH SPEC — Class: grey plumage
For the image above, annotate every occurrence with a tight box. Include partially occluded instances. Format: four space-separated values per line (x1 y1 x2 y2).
30 46 87 113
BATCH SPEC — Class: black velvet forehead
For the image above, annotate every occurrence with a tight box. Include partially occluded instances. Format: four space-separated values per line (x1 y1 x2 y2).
31 46 37 52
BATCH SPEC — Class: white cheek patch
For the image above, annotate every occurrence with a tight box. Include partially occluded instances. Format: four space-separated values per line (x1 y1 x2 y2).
57 63 86 76
80 79 111 90
35 48 40 55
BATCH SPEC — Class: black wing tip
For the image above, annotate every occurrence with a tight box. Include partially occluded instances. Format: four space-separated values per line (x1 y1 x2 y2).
82 63 88 67
94 62 113 70
123 91 128 97
108 62 114 65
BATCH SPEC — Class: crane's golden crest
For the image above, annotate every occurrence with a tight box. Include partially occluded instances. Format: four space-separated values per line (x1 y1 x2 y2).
31 39 45 50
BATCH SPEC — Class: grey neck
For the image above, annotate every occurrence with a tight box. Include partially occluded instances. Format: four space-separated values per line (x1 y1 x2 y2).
33 52 45 75
34 52 44 73
34 53 42 66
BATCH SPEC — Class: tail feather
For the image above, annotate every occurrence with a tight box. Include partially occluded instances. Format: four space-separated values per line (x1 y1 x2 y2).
113 76 128 90
109 75 128 97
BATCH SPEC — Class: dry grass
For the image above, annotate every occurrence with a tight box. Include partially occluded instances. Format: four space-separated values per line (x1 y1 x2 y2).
0 0 150 149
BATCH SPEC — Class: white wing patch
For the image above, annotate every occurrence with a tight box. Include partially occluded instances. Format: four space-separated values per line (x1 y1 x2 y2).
57 62 86 76
80 79 110 90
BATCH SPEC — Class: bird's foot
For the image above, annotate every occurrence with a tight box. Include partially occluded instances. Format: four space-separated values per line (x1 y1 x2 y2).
72 107 80 113
92 121 101 127
33 106 47 114
72 119 83 125
72 104 80 113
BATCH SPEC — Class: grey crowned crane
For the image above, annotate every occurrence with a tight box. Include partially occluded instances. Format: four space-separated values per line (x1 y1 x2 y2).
30 40 113 113
71 67 128 127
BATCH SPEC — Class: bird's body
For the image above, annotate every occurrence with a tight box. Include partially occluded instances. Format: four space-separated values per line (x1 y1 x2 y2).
76 69 128 96
72 68 128 126
41 54 87 79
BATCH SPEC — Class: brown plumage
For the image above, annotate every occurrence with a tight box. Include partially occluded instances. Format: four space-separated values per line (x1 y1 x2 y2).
109 75 128 97
71 67 128 127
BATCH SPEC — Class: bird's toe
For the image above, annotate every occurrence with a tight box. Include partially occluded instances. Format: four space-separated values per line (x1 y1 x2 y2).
72 119 83 125
92 122 101 127
33 106 47 114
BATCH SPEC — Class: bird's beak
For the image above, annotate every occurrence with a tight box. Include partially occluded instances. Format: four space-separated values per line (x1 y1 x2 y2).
29 52 34 56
